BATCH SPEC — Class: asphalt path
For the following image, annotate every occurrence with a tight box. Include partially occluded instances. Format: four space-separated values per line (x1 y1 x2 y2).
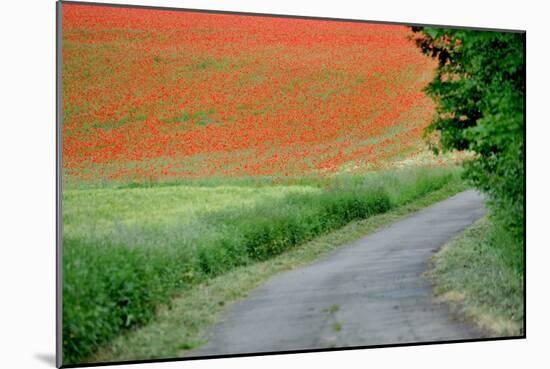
190 190 487 357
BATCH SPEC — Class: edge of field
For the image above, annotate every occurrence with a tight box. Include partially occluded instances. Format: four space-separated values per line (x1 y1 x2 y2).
426 217 524 338
89 179 469 363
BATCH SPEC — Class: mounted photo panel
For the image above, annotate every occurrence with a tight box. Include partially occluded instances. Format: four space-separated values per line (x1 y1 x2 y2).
56 1 525 367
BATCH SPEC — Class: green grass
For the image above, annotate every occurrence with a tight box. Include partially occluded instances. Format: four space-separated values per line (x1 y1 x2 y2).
63 185 321 244
323 304 340 314
88 175 468 363
428 217 524 337
62 166 465 365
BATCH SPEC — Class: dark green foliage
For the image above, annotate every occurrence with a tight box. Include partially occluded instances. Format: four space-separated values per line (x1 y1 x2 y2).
63 240 197 363
62 168 460 364
412 27 525 271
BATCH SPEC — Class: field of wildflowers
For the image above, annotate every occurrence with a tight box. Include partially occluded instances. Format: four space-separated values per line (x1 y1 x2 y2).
62 4 437 184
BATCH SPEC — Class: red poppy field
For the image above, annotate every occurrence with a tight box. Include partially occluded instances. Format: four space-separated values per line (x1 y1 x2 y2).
62 4 440 184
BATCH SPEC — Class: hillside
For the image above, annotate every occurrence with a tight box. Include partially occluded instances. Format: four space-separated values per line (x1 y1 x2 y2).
62 5 437 184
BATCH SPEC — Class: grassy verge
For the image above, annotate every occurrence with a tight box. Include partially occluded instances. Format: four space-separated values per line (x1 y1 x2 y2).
88 176 468 363
63 166 464 365
428 217 524 337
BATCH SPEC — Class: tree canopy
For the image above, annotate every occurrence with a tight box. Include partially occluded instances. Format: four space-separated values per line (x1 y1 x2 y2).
411 27 525 269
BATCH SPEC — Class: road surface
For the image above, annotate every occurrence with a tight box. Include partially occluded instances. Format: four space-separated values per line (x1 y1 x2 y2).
189 190 487 357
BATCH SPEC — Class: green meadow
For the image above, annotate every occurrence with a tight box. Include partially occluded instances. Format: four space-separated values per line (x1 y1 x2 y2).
62 166 465 363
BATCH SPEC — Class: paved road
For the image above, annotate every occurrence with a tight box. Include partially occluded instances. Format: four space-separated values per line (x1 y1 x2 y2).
189 190 487 357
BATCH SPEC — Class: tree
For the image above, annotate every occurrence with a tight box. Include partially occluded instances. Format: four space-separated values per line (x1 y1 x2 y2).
411 27 525 270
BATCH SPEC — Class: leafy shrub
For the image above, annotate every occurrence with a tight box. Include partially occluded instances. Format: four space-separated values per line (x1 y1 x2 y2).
411 28 525 272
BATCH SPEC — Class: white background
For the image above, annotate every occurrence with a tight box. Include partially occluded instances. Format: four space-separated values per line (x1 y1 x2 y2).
0 0 546 368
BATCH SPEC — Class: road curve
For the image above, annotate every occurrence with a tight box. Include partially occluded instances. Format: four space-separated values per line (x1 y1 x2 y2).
189 190 487 357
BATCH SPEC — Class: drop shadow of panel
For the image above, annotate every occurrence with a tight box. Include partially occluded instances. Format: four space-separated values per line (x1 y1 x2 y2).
34 353 56 367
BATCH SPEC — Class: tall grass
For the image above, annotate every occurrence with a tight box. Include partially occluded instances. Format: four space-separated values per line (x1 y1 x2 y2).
429 217 524 336
62 166 463 364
